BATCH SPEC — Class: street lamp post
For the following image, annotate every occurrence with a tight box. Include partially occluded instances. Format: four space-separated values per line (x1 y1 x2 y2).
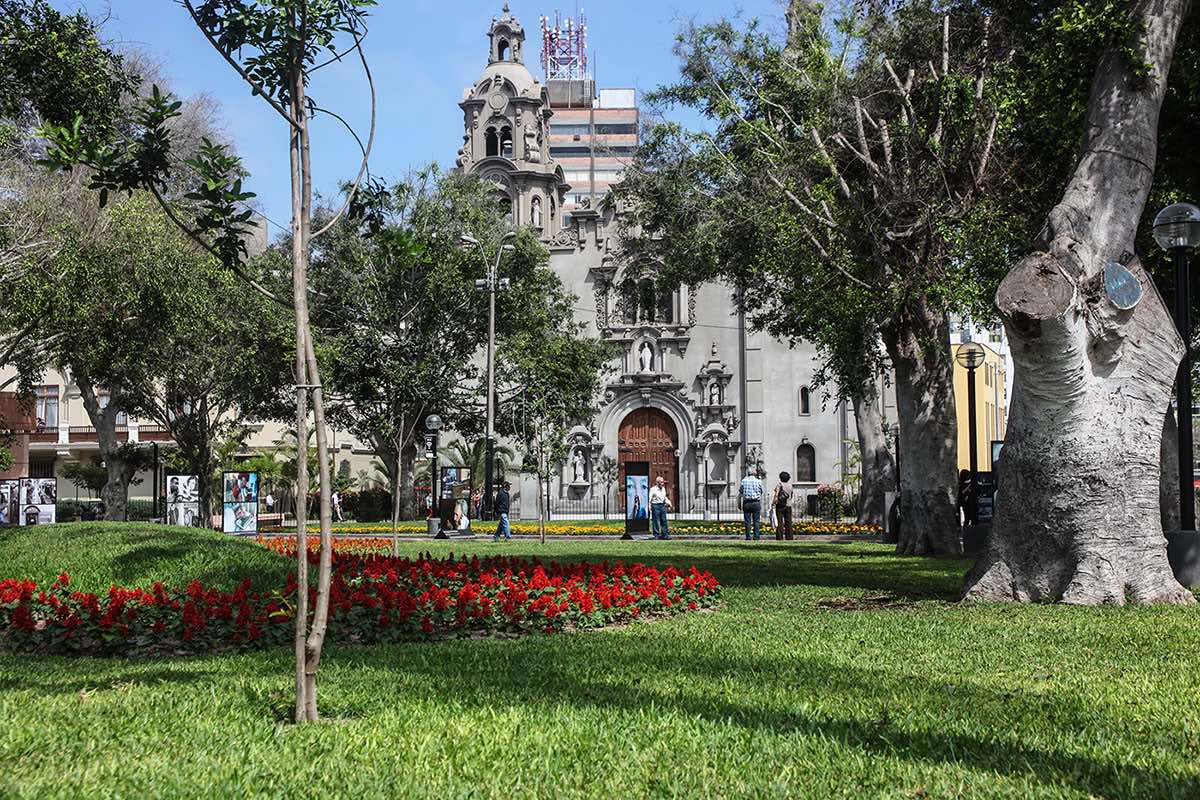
462 233 515 522
1154 202 1200 531
426 413 444 538
956 342 987 526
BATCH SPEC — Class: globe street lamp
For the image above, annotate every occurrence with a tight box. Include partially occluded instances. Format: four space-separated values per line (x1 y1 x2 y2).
956 341 987 525
461 232 515 522
1155 202 1200 531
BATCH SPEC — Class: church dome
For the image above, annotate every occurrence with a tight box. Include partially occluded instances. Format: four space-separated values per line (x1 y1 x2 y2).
478 60 540 98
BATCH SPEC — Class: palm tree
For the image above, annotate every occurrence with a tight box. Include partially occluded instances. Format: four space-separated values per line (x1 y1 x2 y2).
444 437 516 500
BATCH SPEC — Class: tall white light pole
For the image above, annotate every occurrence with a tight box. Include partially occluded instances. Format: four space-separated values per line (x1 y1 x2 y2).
462 232 515 520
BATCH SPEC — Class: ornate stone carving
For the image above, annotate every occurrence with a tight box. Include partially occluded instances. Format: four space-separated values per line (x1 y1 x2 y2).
548 226 579 249
456 133 473 169
524 124 540 163
687 286 698 327
593 280 609 332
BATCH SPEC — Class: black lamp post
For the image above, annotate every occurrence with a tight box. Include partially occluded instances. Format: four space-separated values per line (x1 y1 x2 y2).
426 413 444 538
1154 202 1200 531
956 341 986 525
462 232 514 522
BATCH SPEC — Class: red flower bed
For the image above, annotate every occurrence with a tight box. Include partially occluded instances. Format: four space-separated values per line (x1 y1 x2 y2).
0 550 721 657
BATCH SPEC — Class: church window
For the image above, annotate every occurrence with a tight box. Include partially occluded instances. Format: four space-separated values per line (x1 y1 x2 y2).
500 126 513 158
499 196 514 222
796 443 816 482
498 39 510 61
624 277 677 325
799 386 811 416
656 287 674 324
638 280 655 323
485 127 499 158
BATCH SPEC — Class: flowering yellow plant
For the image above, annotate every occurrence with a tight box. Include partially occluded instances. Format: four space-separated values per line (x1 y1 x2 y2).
260 520 882 537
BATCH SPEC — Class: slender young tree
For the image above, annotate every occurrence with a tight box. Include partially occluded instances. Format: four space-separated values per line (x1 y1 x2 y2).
40 0 378 721
963 0 1195 605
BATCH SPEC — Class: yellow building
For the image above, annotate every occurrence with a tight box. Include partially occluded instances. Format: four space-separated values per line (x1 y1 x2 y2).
953 342 1008 473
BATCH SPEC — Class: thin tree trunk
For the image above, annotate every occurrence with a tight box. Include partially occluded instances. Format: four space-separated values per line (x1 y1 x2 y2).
852 385 896 527
391 433 402 556
883 304 960 555
399 444 415 520
296 56 337 722
75 371 133 521
963 0 1194 605
289 53 311 722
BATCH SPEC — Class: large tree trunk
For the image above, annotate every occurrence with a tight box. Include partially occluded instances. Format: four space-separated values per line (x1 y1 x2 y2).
1161 408 1181 534
883 302 961 555
963 0 1194 605
74 371 135 521
852 385 896 527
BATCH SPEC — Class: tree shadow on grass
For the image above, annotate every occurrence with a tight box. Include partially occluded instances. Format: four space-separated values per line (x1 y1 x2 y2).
333 632 1198 799
0 664 214 696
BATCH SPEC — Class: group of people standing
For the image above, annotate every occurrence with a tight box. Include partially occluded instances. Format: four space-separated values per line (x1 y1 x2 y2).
483 470 800 542
738 469 795 541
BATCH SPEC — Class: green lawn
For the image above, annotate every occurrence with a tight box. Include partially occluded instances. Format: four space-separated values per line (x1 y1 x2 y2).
1 525 1198 798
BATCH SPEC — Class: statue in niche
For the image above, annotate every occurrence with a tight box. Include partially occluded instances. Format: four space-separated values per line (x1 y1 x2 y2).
571 449 587 483
638 342 654 373
709 382 722 406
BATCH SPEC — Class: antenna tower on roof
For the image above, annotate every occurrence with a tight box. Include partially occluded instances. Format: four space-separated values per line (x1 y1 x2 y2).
540 9 589 81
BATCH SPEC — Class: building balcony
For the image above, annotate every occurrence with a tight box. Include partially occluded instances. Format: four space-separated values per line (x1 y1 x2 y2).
27 422 175 448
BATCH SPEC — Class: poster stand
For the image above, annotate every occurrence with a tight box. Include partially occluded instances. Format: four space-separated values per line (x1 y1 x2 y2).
222 471 259 534
624 461 650 538
17 478 57 526
166 474 201 528
0 479 19 526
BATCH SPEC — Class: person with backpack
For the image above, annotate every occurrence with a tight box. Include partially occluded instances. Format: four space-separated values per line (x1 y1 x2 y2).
772 471 794 540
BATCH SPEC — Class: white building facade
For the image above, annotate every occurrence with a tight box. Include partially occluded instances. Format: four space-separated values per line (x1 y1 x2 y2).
460 7 850 516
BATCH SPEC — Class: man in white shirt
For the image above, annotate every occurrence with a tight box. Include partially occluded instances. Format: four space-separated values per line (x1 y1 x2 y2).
649 476 672 540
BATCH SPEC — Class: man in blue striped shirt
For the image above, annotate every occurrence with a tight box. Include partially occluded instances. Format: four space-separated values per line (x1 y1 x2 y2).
739 469 765 541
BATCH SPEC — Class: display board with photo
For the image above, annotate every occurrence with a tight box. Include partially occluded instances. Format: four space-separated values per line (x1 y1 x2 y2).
166 474 201 528
19 478 57 526
440 467 472 499
222 471 258 534
625 475 649 521
0 480 19 526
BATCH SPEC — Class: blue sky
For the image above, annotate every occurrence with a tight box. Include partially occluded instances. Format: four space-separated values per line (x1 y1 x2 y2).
52 0 786 234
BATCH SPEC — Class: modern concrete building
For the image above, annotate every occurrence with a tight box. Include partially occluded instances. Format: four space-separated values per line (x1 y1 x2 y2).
458 5 851 516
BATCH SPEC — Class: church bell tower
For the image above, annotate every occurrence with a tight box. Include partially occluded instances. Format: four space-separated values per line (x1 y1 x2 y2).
457 4 568 239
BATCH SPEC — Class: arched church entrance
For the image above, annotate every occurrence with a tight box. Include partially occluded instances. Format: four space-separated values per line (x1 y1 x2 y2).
618 407 679 510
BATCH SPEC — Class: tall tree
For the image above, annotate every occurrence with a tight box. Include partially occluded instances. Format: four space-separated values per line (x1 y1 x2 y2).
964 0 1195 604
310 168 610 535
616 1 1013 552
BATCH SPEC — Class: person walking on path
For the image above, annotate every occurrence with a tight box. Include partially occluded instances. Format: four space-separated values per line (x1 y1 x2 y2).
649 476 672 540
771 472 794 541
739 468 764 541
493 482 512 542
331 490 344 522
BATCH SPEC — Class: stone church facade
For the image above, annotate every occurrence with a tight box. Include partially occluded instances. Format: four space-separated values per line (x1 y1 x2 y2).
459 7 851 515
